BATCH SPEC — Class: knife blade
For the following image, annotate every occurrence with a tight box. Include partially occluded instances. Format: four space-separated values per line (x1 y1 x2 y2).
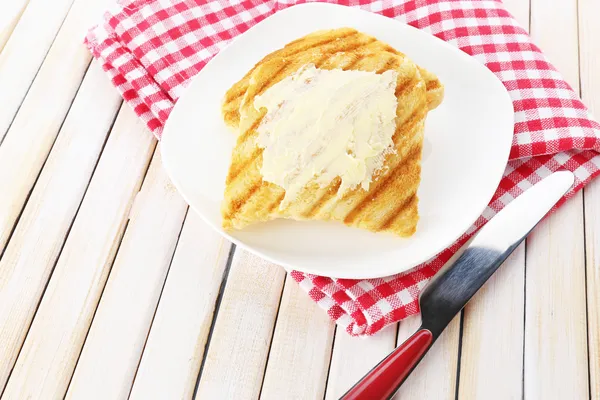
340 170 575 400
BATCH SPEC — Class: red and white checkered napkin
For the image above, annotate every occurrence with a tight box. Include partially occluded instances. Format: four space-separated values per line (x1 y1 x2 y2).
86 0 600 336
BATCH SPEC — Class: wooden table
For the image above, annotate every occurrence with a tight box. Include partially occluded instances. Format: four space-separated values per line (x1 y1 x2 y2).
0 0 598 399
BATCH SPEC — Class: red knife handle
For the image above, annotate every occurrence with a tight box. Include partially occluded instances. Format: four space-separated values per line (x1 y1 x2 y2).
340 328 434 400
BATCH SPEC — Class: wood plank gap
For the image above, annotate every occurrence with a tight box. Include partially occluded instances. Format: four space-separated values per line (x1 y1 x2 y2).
528 1 532 35
453 310 464 400
583 192 592 400
0 0 76 146
135 145 159 197
575 9 592 396
256 273 289 399
321 326 338 400
127 207 190 399
0 58 92 260
0 100 121 397
576 0 583 96
192 243 237 400
522 240 527 400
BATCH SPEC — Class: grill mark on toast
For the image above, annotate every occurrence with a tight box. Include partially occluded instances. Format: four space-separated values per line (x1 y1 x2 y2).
426 79 442 91
341 56 362 71
392 104 424 143
255 61 291 96
343 145 420 224
267 192 286 213
237 111 265 145
226 178 263 218
395 75 419 97
303 179 342 217
283 30 358 54
378 193 417 230
226 147 262 184
382 45 400 54
375 57 396 74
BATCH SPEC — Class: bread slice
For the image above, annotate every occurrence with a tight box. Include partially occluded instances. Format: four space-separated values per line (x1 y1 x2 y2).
220 28 443 237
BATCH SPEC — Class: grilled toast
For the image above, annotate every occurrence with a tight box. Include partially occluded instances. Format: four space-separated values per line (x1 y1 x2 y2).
220 28 443 237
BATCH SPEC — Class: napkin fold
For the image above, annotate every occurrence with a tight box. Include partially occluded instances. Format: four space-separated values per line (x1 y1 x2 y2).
86 0 600 336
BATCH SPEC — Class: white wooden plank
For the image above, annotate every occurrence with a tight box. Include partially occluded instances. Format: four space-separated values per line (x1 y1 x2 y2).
524 197 588 400
195 251 286 399
0 0 114 254
325 324 397 399
0 0 30 52
129 213 232 400
65 150 188 400
458 245 525 400
392 314 460 400
579 1 600 397
501 0 530 31
530 0 579 85
260 276 335 400
0 0 75 140
0 61 121 392
524 1 589 398
456 3 529 399
0 105 155 398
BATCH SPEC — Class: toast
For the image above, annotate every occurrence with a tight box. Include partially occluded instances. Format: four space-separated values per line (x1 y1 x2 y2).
220 28 443 237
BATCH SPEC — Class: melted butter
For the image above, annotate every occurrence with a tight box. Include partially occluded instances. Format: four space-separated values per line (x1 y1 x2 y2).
253 63 398 207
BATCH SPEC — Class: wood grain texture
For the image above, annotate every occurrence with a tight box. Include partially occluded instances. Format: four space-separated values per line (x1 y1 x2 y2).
579 0 600 397
0 0 30 52
524 1 589 399
65 150 187 400
0 61 121 393
393 315 460 400
195 250 286 400
260 276 335 400
457 2 529 399
325 324 397 399
0 0 74 141
0 0 113 254
129 213 232 400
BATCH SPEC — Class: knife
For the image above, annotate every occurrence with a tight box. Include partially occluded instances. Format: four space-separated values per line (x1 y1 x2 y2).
340 170 575 400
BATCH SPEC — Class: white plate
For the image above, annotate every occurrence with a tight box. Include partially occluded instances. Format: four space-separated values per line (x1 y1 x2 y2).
161 2 514 279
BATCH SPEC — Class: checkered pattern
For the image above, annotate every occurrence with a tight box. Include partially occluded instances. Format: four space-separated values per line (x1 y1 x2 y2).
86 0 600 336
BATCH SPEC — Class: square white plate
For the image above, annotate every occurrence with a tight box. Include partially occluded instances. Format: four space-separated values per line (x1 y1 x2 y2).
160 2 514 279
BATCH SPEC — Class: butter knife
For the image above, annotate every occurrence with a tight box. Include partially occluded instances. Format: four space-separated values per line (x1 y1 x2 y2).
340 170 575 400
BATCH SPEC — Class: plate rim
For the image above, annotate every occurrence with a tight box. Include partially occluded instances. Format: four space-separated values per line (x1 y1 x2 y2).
160 2 515 279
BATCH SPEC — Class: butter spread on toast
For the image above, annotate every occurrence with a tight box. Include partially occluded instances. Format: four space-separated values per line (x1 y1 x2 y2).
253 63 398 208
